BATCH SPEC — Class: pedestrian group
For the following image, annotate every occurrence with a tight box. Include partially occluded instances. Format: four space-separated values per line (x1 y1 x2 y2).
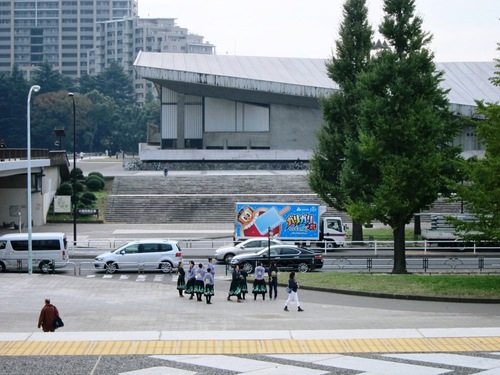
177 258 303 312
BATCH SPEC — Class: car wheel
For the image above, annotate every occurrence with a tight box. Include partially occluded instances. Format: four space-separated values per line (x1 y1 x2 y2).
224 253 235 263
0 261 5 272
160 261 173 273
39 261 54 274
297 262 309 273
242 262 254 274
104 261 118 274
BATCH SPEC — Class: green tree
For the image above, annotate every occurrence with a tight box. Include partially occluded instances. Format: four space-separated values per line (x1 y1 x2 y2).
31 91 92 150
31 61 74 93
308 0 373 242
94 61 135 107
0 66 30 147
453 50 500 243
344 0 461 273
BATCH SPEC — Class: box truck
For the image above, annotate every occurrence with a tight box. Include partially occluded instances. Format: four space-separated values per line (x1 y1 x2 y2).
235 202 346 247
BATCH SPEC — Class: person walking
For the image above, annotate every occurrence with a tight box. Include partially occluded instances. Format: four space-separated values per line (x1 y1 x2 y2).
204 268 215 304
194 263 206 301
185 261 196 300
37 298 60 332
252 262 267 300
284 271 304 312
176 261 186 297
268 261 278 300
227 265 243 302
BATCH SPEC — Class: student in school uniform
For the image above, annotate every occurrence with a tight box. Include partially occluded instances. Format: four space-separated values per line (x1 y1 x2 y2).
194 263 206 301
204 268 215 304
185 261 196 300
176 261 186 297
252 262 267 300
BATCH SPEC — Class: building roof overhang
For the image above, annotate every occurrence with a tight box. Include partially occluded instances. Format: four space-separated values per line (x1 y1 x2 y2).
134 52 499 115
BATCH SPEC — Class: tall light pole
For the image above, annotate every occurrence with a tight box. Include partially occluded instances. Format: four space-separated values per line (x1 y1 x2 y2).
68 93 77 248
27 85 41 275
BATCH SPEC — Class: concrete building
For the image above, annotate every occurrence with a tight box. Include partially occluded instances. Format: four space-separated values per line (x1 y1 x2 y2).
0 150 68 228
0 1 214 104
89 17 214 105
0 0 138 80
134 53 499 162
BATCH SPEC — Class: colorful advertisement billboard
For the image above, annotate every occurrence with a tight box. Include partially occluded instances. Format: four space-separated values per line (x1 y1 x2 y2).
235 202 321 240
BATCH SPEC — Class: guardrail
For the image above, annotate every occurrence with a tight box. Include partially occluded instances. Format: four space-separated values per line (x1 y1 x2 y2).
69 238 500 253
321 256 500 273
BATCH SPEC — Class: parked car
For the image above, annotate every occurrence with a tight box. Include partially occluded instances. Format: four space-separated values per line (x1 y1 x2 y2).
214 238 283 263
229 244 323 273
94 239 182 274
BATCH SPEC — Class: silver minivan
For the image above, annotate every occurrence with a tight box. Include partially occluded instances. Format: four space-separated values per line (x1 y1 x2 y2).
94 239 182 274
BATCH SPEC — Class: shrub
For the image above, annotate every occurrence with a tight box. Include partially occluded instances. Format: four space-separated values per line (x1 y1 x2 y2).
76 181 85 192
88 171 104 180
82 192 97 201
70 167 84 180
86 175 105 190
79 196 93 206
86 178 103 191
57 182 73 195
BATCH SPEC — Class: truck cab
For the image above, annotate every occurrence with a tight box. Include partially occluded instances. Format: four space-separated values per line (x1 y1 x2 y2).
319 217 346 247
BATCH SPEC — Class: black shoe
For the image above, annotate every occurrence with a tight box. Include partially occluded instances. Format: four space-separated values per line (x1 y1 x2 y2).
298 307 304 312
284 306 289 311
189 295 194 300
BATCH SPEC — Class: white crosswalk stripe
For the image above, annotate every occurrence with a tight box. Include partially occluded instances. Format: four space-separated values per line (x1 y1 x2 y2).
153 275 164 282
385 353 500 370
120 367 196 374
269 354 448 375
132 353 500 375
152 355 328 374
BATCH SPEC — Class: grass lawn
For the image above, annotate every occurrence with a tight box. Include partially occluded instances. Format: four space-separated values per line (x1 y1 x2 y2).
294 272 500 299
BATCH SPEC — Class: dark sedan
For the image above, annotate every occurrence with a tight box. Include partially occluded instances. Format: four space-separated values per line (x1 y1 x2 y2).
229 244 323 273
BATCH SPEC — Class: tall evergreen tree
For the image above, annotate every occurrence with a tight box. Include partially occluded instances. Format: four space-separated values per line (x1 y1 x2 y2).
31 61 74 93
309 0 373 242
344 0 461 273
95 61 135 107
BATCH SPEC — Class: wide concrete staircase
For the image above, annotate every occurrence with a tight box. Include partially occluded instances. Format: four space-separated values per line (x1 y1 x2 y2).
104 174 349 224
104 175 465 224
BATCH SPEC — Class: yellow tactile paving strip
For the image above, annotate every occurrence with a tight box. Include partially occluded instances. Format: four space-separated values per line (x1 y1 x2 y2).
0 337 499 356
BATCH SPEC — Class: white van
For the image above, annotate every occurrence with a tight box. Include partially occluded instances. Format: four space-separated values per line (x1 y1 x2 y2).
0 232 69 273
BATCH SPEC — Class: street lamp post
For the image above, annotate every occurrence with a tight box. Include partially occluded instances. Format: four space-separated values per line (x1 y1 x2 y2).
68 92 77 248
27 85 41 275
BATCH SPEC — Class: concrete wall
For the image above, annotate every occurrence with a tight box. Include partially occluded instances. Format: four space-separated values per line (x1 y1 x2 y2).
0 165 60 228
202 103 321 150
270 104 322 149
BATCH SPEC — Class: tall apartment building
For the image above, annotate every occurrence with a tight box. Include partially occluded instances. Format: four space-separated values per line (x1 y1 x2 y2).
0 0 138 79
0 1 214 103
89 17 215 104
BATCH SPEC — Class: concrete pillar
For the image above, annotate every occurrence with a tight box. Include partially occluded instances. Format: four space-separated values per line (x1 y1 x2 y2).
177 94 185 149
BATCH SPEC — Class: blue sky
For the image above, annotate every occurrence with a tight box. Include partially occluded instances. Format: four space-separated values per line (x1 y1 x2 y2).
138 0 499 62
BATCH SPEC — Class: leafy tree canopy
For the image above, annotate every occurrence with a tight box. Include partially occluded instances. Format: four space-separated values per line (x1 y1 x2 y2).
343 0 462 273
